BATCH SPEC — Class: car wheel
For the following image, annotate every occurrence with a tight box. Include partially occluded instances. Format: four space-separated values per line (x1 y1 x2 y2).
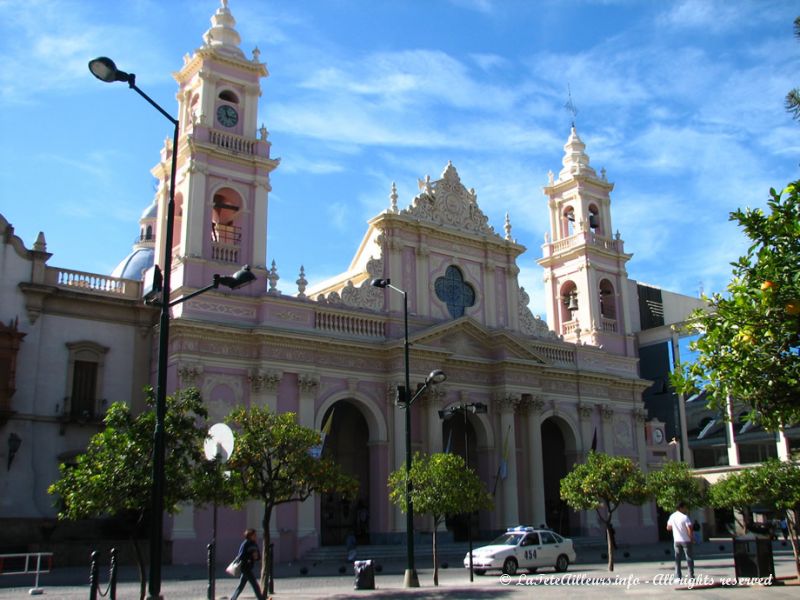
473 569 486 576
555 554 569 572
502 557 518 576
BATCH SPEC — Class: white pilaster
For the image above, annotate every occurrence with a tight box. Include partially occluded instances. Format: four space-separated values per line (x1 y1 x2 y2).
297 374 319 540
498 395 519 527
526 397 547 526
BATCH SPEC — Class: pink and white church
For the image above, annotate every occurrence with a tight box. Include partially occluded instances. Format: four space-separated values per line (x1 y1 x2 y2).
0 1 705 565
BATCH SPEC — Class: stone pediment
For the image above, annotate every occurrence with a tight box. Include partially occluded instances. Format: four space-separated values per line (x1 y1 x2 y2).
411 317 548 364
402 162 499 238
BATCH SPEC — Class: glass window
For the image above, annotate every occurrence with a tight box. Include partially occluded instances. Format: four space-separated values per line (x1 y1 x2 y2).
434 266 475 318
540 531 556 544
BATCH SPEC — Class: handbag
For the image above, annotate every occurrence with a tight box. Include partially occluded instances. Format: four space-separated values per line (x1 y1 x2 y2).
225 557 242 577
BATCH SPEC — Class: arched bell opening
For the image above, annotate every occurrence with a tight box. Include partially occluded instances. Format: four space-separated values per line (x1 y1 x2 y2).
560 281 578 326
599 279 617 331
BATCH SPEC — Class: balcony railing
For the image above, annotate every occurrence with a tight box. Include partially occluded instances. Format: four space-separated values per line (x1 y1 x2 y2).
209 130 258 154
601 317 618 332
47 268 140 299
211 243 240 263
314 309 386 338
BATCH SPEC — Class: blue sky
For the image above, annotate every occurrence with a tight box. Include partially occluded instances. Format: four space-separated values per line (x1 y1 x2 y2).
1 0 798 318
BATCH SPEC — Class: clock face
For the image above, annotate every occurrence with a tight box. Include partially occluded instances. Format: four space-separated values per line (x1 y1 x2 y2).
653 428 664 444
216 104 238 127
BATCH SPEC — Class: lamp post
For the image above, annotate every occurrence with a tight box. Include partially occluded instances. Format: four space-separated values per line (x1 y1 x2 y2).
89 56 255 600
371 278 446 588
438 401 487 582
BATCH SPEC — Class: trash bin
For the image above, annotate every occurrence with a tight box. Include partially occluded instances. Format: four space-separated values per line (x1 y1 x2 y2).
732 537 774 582
353 559 375 590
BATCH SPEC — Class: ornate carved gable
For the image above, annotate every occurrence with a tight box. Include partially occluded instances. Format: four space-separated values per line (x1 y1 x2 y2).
403 162 499 238
411 317 548 364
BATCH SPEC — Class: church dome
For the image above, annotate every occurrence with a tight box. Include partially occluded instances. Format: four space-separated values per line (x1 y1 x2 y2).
111 246 154 281
140 199 158 220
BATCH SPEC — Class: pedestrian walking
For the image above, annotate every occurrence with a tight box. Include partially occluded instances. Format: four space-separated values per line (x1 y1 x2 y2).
666 502 694 579
230 528 266 600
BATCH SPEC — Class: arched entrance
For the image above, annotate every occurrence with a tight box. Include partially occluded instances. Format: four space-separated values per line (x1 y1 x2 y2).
541 417 578 536
441 411 479 541
320 400 370 545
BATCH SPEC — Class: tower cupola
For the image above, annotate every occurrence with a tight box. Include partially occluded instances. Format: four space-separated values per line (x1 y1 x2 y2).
202 0 244 58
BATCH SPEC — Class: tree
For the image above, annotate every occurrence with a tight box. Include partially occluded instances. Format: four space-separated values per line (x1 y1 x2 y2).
48 388 208 600
560 451 649 571
706 469 757 534
672 181 800 430
646 460 706 513
751 459 800 578
225 406 359 591
387 452 493 585
786 17 800 120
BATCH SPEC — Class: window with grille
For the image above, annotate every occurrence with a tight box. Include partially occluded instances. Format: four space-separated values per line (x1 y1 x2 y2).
70 360 98 419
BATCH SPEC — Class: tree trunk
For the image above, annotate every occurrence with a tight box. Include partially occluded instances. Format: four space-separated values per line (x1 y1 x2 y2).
432 519 439 586
131 536 146 600
260 505 273 593
606 525 615 572
787 509 800 580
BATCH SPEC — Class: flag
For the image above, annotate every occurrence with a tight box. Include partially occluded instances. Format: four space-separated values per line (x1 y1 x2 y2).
499 424 511 480
320 408 335 447
590 427 597 452
310 408 335 459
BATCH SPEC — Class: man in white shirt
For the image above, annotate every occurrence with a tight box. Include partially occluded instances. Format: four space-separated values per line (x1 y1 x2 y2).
666 502 695 579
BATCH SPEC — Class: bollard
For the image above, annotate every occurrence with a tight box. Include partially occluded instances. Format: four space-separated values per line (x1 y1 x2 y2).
108 548 117 600
89 551 99 600
268 543 274 594
207 543 215 600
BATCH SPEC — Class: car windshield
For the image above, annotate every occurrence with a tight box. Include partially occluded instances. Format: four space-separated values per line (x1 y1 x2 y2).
489 533 524 546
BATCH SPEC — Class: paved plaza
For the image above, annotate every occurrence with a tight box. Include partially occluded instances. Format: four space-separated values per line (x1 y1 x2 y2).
1 543 798 599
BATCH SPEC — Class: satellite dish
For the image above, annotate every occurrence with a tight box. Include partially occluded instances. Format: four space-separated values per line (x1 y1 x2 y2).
204 423 235 462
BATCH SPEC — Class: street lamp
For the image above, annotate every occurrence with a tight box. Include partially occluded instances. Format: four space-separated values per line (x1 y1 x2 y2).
89 57 255 600
371 278 446 588
438 401 487 582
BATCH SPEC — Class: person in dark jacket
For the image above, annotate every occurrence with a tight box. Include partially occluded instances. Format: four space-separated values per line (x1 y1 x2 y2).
230 528 265 600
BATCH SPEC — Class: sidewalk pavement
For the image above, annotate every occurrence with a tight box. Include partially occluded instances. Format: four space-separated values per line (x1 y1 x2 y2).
0 541 797 598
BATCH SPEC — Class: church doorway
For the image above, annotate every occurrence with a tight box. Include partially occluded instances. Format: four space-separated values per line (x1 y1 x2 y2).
541 417 578 536
441 411 479 542
319 400 370 545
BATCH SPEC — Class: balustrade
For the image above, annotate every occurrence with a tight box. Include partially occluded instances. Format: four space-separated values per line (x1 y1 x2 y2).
314 310 386 338
209 130 257 154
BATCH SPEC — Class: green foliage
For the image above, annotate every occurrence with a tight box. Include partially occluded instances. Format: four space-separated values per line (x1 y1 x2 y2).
707 470 757 514
560 451 649 571
225 406 359 591
225 406 359 509
48 387 208 520
560 451 649 516
671 181 800 430
646 461 706 512
708 460 800 577
388 452 493 585
387 452 493 523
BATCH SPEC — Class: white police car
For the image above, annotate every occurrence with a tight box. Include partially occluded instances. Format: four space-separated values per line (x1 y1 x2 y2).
464 526 577 575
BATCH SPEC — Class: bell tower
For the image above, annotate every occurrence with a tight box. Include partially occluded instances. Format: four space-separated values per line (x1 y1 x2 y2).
151 0 279 297
538 127 635 356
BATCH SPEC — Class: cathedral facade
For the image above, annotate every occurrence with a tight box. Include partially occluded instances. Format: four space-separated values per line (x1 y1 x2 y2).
1 1 702 565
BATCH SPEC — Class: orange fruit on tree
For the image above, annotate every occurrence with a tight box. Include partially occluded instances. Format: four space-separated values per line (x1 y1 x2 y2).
761 281 776 291
786 300 800 316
